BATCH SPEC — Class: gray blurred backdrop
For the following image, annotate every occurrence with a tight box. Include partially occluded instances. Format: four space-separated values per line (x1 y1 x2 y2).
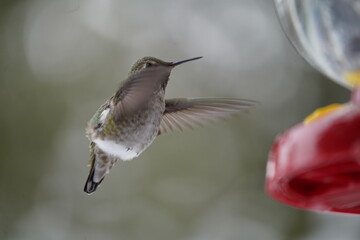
0 0 357 240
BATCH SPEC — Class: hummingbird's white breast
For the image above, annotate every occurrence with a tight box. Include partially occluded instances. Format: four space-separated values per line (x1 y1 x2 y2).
93 107 139 160
93 95 165 161
93 139 138 161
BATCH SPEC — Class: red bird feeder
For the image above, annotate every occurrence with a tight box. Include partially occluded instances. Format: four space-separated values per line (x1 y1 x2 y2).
266 87 360 214
270 0 360 214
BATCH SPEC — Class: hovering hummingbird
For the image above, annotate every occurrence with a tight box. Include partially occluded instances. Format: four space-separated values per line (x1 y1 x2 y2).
84 56 257 194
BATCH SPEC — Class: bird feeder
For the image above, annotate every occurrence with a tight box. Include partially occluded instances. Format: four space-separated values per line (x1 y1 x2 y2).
268 0 360 214
266 86 360 214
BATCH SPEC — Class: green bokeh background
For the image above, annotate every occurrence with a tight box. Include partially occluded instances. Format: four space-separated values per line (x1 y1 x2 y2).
0 0 357 240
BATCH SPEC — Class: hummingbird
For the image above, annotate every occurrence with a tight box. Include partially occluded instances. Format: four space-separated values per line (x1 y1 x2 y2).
84 56 257 194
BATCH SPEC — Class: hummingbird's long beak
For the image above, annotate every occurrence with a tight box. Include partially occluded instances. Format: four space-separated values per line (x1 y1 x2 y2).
171 56 203 66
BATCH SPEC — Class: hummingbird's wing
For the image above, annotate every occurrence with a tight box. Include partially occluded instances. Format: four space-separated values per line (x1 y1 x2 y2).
113 66 171 121
158 98 257 135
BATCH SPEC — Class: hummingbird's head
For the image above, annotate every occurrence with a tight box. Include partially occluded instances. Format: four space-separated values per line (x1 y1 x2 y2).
129 56 203 75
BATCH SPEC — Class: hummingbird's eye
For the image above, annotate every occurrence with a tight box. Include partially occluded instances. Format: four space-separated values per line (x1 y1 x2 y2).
144 61 155 68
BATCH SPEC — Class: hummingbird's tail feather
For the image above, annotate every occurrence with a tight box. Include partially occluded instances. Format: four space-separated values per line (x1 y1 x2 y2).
84 145 116 195
84 165 105 194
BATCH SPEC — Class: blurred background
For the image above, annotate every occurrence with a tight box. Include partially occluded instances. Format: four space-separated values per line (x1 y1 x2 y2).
0 0 357 239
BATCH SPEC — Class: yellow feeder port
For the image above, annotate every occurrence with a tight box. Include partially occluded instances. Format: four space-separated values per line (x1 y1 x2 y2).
344 70 360 87
303 104 344 125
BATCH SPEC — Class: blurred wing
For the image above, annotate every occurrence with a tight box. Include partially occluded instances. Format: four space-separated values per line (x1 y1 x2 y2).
113 66 171 121
158 98 257 135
